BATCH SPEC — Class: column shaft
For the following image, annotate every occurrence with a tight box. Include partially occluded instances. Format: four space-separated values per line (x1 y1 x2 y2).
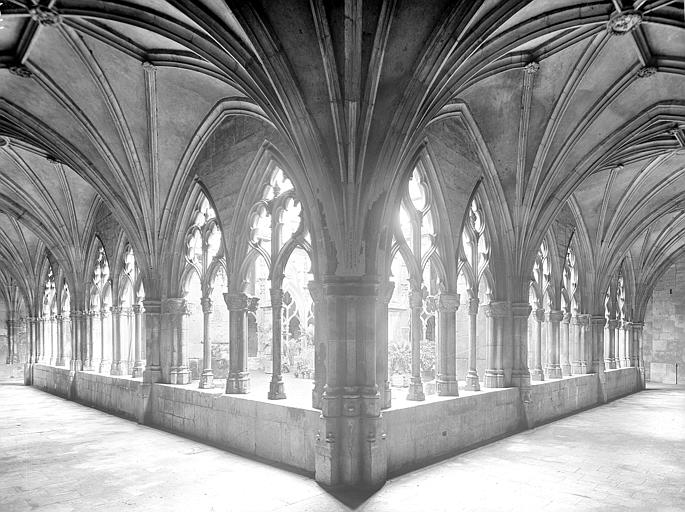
269 288 286 399
531 308 545 381
606 318 617 369
465 297 480 391
132 304 145 378
437 292 459 396
199 298 214 388
142 299 162 383
546 310 563 378
561 312 571 375
225 293 250 393
406 289 424 401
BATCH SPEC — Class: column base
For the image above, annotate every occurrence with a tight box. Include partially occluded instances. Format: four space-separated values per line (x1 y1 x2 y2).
484 370 500 388
605 358 617 370
199 370 214 389
531 368 545 381
561 363 572 376
176 367 191 385
511 370 531 389
110 361 127 376
131 362 145 378
546 365 562 379
406 378 425 401
55 357 66 367
381 382 392 410
437 379 459 396
143 366 162 384
69 360 82 372
82 360 94 372
98 360 110 374
465 371 480 391
226 372 250 394
268 377 286 400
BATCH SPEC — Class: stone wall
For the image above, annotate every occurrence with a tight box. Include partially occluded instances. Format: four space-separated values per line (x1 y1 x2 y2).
148 385 320 474
644 259 685 384
29 366 641 479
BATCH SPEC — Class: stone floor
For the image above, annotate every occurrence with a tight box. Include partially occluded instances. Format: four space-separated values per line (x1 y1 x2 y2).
1 378 683 511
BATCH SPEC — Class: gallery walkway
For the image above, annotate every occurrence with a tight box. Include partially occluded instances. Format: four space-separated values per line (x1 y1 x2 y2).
1 379 683 512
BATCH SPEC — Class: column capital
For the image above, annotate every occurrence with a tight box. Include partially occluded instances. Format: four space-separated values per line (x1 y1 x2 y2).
200 297 213 314
620 320 631 330
100 309 110 319
307 280 324 303
438 292 460 313
487 300 511 318
468 296 479 316
408 289 423 309
546 310 564 323
132 304 143 314
590 315 606 327
534 308 546 323
71 310 84 319
163 297 186 315
576 314 589 327
631 322 644 330
223 292 248 311
111 306 123 315
247 297 260 313
142 299 162 315
562 311 572 323
510 302 531 318
377 280 395 304
606 318 618 330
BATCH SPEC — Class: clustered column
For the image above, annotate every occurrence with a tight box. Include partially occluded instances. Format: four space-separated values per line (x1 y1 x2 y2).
269 288 286 400
621 320 631 368
199 297 214 389
373 281 393 409
110 306 123 375
545 310 563 379
225 292 250 394
5 317 16 364
70 310 82 371
531 307 545 381
436 292 459 396
590 315 606 373
485 301 508 388
168 298 190 385
511 302 532 390
560 311 572 375
606 317 617 369
131 304 145 378
465 296 480 391
406 289 425 401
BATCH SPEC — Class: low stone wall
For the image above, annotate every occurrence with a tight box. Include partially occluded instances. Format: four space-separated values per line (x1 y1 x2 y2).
28 365 642 481
526 374 599 427
31 364 141 421
0 363 26 380
604 367 641 401
384 388 521 476
148 384 320 474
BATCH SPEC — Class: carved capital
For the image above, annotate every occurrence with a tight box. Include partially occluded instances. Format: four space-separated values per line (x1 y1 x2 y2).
307 281 324 303
164 298 186 315
488 300 510 318
562 312 572 323
247 297 260 313
377 281 395 304
468 297 479 316
224 292 248 311
29 5 63 26
510 302 531 319
132 304 143 315
438 292 460 313
408 290 423 309
200 297 213 315
534 308 545 323
524 61 540 74
110 306 123 316
590 315 606 327
142 61 156 71
547 310 564 323
607 318 619 330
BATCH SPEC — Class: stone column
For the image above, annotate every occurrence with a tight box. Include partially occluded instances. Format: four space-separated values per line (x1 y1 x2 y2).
309 281 326 409
571 314 583 374
630 322 642 368
82 311 94 371
486 301 512 388
590 315 606 374
110 306 124 375
70 311 83 371
606 317 617 369
33 317 41 363
199 297 214 389
6 318 14 364
314 276 385 489
142 299 162 383
225 292 250 394
269 288 286 399
99 309 112 373
546 310 563 379
561 312 572 375
531 308 545 381
131 304 145 378
47 315 56 365
55 314 65 366
39 317 47 363
373 281 393 410
167 298 190 385
466 296 480 391
406 289 425 401
621 320 630 368
436 292 459 396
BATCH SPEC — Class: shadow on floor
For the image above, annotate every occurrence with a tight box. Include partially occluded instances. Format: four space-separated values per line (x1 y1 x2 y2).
320 485 379 509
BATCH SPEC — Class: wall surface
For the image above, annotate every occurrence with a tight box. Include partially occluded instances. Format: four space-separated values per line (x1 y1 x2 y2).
29 365 641 480
644 258 685 384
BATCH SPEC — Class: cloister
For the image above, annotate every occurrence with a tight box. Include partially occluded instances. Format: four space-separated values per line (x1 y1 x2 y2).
1 0 684 499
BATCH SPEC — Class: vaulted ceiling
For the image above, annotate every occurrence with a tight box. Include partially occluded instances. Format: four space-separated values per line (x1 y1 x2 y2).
0 0 683 313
